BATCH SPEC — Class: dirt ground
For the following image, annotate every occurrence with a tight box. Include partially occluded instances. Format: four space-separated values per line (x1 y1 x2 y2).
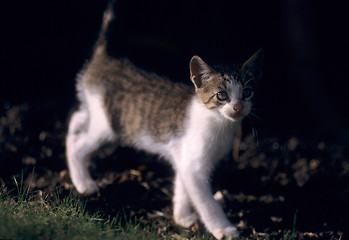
0 101 348 239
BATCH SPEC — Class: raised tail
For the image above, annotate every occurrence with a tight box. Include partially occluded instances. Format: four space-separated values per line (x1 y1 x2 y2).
93 0 116 57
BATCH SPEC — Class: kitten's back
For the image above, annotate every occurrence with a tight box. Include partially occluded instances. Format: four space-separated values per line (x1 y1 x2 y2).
81 55 193 144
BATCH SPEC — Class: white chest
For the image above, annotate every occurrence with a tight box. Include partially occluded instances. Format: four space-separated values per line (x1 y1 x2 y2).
180 98 239 164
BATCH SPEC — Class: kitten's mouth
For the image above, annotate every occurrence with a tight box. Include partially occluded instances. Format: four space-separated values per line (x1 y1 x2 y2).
232 114 244 120
225 112 245 122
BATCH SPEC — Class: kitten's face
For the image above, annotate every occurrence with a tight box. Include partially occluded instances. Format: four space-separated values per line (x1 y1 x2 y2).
194 71 254 122
190 49 263 122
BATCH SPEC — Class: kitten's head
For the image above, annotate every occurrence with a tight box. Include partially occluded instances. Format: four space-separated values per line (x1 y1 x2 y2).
190 49 263 122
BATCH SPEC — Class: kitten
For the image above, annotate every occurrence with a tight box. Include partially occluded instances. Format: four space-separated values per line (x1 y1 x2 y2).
66 2 263 239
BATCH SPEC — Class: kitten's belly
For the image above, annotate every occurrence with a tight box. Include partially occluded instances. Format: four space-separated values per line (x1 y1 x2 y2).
128 132 179 163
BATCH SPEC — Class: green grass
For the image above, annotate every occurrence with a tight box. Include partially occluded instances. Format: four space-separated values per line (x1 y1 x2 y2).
0 174 297 240
0 174 164 240
0 188 166 240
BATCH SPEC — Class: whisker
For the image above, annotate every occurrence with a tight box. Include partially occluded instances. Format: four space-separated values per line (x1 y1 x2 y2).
249 111 263 123
248 117 259 147
247 113 264 148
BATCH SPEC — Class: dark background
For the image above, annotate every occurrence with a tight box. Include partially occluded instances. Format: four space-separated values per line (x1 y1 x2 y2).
1 0 348 142
1 1 349 237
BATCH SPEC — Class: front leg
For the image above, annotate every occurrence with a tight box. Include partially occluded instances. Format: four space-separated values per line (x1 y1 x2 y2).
178 161 238 239
173 173 198 228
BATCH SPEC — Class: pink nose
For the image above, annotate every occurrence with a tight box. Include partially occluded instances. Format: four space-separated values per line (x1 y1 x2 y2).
233 101 243 113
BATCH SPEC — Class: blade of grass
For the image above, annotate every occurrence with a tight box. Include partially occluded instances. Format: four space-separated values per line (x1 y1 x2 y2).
291 210 298 240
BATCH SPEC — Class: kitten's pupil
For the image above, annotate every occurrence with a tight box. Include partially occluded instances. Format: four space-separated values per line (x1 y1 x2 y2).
217 91 229 101
242 88 253 99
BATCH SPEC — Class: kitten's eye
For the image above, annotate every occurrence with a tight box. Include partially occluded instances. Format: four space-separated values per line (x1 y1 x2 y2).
217 91 229 101
242 88 253 100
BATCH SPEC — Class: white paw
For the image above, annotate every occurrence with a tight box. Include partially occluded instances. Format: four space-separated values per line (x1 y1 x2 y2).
212 226 239 240
75 179 99 195
174 212 198 228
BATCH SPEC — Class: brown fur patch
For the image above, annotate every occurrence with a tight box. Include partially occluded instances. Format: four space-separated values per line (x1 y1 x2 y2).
81 55 193 143
196 73 232 109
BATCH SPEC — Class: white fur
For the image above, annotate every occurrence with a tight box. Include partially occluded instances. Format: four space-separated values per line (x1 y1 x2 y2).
66 84 241 239
66 81 116 194
172 98 239 239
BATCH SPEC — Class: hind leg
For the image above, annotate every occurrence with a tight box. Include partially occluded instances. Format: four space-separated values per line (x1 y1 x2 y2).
66 98 115 194
66 108 95 194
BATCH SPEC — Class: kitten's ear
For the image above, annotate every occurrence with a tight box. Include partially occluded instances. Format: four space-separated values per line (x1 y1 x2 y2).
242 49 264 81
190 56 215 89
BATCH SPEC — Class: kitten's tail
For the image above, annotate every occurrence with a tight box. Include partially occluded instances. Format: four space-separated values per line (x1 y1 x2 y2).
93 0 116 57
